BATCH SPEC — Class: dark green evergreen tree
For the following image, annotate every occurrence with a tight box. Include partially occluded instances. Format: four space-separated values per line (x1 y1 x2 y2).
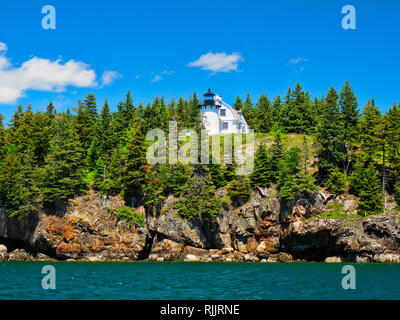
43 114 86 204
357 162 383 216
250 144 272 187
315 87 346 183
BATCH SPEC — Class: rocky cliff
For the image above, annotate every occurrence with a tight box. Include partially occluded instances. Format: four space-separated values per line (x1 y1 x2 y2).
0 188 399 263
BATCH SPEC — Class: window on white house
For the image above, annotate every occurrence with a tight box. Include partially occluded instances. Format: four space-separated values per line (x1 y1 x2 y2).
222 122 228 130
238 112 242 119
220 109 226 117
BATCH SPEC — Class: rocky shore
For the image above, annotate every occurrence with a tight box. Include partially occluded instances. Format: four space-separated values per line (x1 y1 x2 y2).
1 188 400 263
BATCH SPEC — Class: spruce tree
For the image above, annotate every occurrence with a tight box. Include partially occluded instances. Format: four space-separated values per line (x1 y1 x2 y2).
315 87 346 183
269 132 285 182
326 167 347 194
250 144 272 187
90 99 114 184
255 94 273 133
46 102 56 120
358 162 383 216
339 81 359 144
241 94 254 129
0 114 5 159
0 147 22 216
43 113 86 204
119 112 146 204
278 83 314 133
229 176 251 207
359 99 381 159
233 95 243 110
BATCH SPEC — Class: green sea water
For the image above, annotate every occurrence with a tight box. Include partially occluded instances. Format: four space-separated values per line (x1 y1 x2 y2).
0 261 400 300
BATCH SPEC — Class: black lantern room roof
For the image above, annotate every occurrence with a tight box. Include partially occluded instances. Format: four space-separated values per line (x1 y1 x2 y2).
203 88 215 96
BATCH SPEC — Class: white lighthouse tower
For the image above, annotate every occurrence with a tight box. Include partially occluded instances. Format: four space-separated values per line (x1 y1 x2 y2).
199 89 250 135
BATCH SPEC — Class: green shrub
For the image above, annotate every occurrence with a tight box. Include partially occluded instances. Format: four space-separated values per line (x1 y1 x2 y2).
115 206 145 227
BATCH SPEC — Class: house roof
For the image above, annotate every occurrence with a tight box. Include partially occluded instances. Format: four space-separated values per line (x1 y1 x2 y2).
203 88 215 96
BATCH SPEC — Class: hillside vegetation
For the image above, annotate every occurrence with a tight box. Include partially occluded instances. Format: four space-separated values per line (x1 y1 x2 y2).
0 81 399 222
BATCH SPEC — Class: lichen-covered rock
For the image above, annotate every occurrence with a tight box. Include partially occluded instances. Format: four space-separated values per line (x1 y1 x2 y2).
8 249 32 261
281 213 400 261
147 202 210 249
149 237 184 261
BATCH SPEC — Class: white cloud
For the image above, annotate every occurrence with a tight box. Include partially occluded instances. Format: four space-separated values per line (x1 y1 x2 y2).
151 74 163 82
100 70 121 87
0 42 7 53
286 57 309 65
187 52 243 73
161 70 174 76
150 70 174 82
0 42 120 104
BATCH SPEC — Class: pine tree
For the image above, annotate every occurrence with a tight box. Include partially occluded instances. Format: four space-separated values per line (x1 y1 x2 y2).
326 167 347 194
277 147 302 200
176 97 187 126
158 96 170 131
315 87 346 183
229 176 251 207
43 113 86 204
349 155 368 197
119 113 146 204
278 83 314 133
174 166 221 225
83 94 98 123
122 91 135 127
0 114 5 158
278 147 317 200
241 94 254 128
250 144 272 187
358 162 383 216
269 132 285 182
188 93 201 132
339 81 359 144
359 99 381 159
272 95 282 124
73 98 95 152
0 147 22 216
209 162 227 189
90 99 114 185
387 103 400 177
168 97 177 121
255 94 273 133
46 102 56 120
233 96 243 110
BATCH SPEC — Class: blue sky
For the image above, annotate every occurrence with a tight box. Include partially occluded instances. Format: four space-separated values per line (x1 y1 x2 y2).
0 0 399 122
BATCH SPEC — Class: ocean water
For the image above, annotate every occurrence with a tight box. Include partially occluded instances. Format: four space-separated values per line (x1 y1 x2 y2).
0 261 400 300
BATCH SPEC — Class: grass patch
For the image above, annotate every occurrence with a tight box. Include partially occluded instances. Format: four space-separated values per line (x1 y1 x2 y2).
305 203 357 221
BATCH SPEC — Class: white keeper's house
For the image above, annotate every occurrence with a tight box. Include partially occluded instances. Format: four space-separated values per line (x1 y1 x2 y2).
199 89 250 135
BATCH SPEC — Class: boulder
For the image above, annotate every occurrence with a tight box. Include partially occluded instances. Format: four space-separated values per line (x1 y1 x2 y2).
277 252 294 262
8 249 33 261
149 238 184 261
148 211 210 249
325 256 342 263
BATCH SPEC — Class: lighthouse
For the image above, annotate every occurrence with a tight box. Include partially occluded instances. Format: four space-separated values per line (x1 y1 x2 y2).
199 89 250 135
